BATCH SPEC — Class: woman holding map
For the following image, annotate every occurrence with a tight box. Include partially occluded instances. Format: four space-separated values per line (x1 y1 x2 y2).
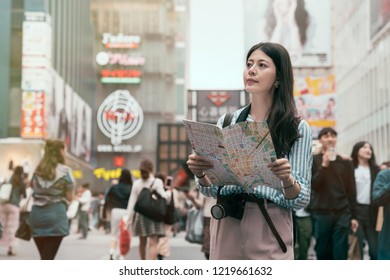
186 42 312 259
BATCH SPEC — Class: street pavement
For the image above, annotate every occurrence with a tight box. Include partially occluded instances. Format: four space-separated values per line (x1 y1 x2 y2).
0 228 205 260
0 224 368 260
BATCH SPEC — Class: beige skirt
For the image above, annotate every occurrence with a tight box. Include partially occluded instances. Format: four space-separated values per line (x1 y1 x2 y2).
209 200 294 260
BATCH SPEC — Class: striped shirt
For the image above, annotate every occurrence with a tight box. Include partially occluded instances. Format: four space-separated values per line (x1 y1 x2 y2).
196 107 313 211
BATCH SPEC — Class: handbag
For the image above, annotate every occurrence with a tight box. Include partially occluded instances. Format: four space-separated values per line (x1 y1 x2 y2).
119 216 131 256
348 232 361 260
185 206 204 244
15 215 32 241
15 189 33 241
66 200 80 219
163 191 179 225
134 180 167 222
0 182 12 203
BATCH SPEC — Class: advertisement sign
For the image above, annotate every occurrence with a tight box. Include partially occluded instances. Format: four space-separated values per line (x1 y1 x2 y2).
97 90 144 146
100 69 142 84
102 33 141 49
70 94 92 162
294 74 336 138
46 71 92 162
21 91 46 138
195 90 247 124
370 0 390 38
244 0 332 67
96 52 145 66
22 12 52 92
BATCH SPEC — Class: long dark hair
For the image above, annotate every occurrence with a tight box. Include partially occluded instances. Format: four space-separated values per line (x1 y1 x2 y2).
246 42 301 157
265 0 309 47
351 141 378 169
11 165 24 188
118 168 133 185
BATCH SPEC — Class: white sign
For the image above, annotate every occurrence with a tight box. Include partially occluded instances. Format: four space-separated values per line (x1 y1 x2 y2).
97 90 144 145
102 33 141 48
96 52 145 66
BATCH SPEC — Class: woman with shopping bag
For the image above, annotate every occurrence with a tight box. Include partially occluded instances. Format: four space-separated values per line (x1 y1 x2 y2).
126 159 166 260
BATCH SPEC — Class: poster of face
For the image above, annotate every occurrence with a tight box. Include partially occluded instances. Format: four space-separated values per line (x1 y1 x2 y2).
244 0 331 67
370 0 390 38
70 93 92 162
294 75 336 139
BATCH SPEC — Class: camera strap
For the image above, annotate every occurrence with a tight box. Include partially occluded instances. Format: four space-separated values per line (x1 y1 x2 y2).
221 104 287 253
256 200 287 253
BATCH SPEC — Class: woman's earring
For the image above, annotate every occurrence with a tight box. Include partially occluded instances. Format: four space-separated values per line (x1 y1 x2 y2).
274 81 280 88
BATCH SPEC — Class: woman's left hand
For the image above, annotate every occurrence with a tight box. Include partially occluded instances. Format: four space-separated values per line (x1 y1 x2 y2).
267 158 292 183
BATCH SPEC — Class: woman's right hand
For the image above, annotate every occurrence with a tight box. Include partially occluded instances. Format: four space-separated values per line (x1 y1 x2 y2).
186 153 213 177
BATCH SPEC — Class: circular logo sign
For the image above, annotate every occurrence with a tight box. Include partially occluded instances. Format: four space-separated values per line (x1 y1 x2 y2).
97 90 143 145
96 51 109 66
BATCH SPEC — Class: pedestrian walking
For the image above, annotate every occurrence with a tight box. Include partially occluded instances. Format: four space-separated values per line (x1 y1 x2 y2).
0 166 26 256
77 183 92 239
372 168 390 259
105 168 132 260
350 141 380 259
310 127 358 260
186 42 313 259
155 172 175 260
126 159 166 260
186 189 215 260
28 139 75 260
293 207 312 260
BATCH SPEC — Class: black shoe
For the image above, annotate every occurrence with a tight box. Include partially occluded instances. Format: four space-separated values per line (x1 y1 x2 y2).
157 254 164 260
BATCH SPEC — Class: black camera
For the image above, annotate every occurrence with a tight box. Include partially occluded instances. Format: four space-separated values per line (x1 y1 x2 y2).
211 195 246 220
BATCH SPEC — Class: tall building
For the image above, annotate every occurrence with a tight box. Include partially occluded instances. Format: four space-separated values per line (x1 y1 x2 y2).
0 0 96 186
91 0 186 180
333 0 390 163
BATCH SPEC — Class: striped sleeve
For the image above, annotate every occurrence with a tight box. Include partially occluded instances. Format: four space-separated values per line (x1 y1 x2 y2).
270 120 313 210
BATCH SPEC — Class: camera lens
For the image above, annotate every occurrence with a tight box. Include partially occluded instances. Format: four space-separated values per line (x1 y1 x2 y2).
211 204 225 220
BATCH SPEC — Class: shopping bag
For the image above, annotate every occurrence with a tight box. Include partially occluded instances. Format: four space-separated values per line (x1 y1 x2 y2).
348 233 361 260
15 215 32 241
185 207 204 244
134 180 167 222
119 216 131 256
66 200 80 219
163 192 179 225
0 183 12 203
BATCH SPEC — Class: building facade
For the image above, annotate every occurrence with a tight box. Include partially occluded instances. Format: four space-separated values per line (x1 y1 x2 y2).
333 0 390 163
0 0 97 188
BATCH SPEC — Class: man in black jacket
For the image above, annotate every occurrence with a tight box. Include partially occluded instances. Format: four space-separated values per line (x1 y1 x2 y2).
310 127 359 260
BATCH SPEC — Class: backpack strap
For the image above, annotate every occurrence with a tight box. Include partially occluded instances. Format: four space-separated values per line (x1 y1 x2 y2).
222 113 233 128
222 104 252 128
236 104 251 123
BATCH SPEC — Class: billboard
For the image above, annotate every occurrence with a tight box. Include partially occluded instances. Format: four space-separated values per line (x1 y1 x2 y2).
370 0 390 38
46 71 92 162
294 74 336 138
244 0 332 67
21 91 46 138
195 90 248 124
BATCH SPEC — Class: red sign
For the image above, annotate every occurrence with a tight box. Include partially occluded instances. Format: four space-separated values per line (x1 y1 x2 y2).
101 69 141 78
207 92 232 106
21 91 46 138
113 156 125 167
